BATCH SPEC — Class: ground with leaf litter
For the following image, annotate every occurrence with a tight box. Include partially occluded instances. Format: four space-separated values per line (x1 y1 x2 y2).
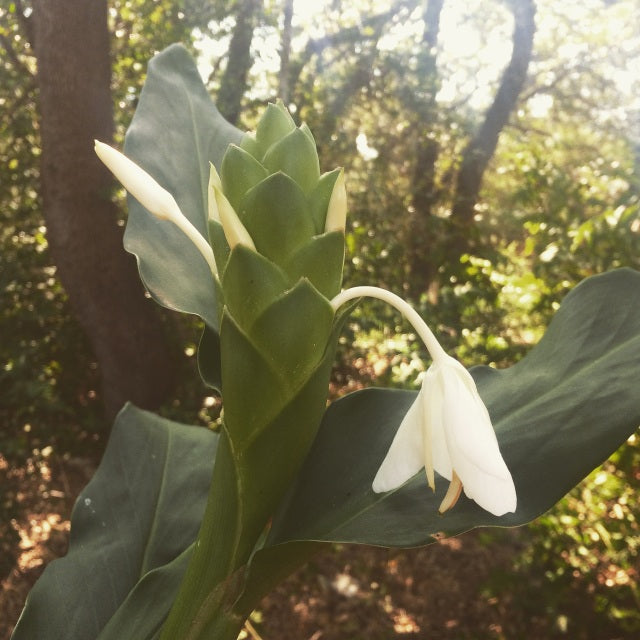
0 452 634 640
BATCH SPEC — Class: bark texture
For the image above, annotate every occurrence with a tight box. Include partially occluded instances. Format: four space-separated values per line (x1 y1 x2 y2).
32 0 177 420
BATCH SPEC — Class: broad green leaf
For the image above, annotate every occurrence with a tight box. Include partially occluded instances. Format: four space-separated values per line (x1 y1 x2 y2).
267 269 640 547
12 405 218 640
98 547 193 640
123 44 243 330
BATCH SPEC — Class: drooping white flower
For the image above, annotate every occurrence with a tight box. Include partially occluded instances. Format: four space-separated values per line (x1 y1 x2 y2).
330 285 516 517
94 140 218 277
372 354 517 516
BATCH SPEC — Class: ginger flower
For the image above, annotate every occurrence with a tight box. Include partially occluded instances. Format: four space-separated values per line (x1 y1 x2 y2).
331 286 516 516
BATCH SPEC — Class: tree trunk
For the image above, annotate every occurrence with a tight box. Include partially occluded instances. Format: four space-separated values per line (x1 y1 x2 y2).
450 0 536 246
217 0 262 125
32 0 177 420
407 0 445 298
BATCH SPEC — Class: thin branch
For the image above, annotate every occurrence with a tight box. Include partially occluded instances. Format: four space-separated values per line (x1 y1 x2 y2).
288 0 416 95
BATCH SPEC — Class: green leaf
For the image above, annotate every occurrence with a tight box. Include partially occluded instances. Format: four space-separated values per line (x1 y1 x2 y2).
267 269 640 547
284 231 345 299
160 301 360 638
262 128 321 194
219 279 334 447
198 325 223 392
221 245 289 331
240 173 315 266
98 547 193 640
12 405 218 640
254 102 296 159
220 310 288 447
250 279 335 385
221 144 269 212
207 219 231 277
123 44 243 330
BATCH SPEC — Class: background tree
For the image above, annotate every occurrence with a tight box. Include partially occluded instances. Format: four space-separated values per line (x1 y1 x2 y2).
2 0 640 635
32 0 178 420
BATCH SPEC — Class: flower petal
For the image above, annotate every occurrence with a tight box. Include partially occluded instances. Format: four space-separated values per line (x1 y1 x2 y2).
422 365 453 482
441 359 517 516
372 392 426 493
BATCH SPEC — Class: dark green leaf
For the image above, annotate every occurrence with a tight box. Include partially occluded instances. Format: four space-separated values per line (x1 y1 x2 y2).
198 325 223 392
123 44 243 330
98 547 193 640
12 405 217 640
268 269 640 546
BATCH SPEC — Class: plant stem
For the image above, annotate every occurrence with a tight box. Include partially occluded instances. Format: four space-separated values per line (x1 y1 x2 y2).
330 286 448 364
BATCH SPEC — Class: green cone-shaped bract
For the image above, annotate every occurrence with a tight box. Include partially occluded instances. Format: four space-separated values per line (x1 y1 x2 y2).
163 102 350 638
211 100 347 507
209 100 345 304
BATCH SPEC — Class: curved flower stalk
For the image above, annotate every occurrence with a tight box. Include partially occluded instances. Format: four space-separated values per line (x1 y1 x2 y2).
331 286 517 517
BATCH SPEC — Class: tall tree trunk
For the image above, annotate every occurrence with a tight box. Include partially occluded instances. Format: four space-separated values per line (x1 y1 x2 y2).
217 0 262 125
449 0 536 249
32 0 178 420
407 0 445 299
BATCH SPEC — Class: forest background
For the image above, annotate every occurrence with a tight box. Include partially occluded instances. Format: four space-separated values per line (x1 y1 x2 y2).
1 0 639 638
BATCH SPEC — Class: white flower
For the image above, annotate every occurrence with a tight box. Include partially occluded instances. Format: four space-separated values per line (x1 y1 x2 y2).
372 354 517 516
330 285 516 517
94 140 218 277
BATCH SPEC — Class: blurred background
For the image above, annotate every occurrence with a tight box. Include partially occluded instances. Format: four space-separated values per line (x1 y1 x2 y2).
1 0 639 638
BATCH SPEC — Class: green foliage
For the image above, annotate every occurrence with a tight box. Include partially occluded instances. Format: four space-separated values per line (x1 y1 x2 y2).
12 268 640 639
2 0 640 636
268 269 640 545
124 44 244 333
486 433 640 638
11 405 218 640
